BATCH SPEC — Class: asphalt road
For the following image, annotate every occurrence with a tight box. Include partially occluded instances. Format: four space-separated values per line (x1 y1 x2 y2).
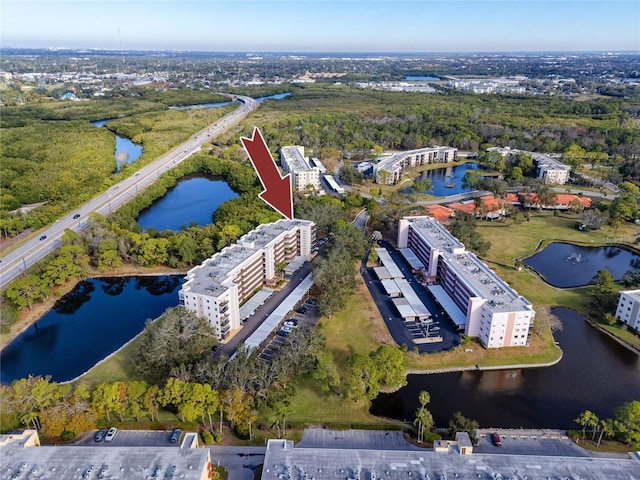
0 95 258 290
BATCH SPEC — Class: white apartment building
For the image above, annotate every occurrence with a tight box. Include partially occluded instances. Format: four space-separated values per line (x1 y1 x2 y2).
398 216 535 348
179 219 315 340
487 147 570 185
373 146 457 184
279 146 322 191
614 289 640 332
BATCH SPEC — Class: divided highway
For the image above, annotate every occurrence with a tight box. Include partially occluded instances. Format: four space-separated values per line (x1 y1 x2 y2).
0 96 259 290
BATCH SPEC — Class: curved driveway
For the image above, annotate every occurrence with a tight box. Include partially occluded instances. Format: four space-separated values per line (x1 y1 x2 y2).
0 96 258 290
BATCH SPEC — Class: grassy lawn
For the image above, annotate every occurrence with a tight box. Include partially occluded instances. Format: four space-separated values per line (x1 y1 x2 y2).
74 333 140 387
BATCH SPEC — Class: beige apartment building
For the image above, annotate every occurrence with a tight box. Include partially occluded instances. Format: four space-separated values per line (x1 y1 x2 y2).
279 145 322 191
179 219 316 340
373 146 457 184
398 216 535 348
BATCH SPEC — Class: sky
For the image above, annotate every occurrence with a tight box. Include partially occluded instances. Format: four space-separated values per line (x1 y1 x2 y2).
1 0 639 53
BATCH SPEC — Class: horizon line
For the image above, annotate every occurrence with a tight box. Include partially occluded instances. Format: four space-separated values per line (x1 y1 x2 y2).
2 46 639 55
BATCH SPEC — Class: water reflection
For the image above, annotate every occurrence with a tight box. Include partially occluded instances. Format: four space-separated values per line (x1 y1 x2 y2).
53 280 95 314
406 163 484 197
523 242 640 287
0 275 184 384
371 307 640 428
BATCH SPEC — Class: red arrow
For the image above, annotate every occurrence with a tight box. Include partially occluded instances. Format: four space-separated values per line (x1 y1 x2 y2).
240 127 293 220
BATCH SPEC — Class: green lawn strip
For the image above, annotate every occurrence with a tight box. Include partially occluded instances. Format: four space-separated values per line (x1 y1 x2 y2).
596 322 640 350
73 332 140 387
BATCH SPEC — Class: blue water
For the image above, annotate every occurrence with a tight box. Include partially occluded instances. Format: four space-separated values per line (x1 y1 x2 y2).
136 175 239 231
168 101 233 111
405 76 440 81
256 92 291 102
523 242 640 288
407 162 485 197
91 120 143 172
0 276 184 384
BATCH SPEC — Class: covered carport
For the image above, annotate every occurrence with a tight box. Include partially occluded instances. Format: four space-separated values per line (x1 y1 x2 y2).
428 284 467 331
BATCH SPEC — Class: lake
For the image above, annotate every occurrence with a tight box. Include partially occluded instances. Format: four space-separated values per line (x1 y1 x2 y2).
0 276 184 384
407 162 485 196
523 242 640 288
91 120 143 172
371 307 640 429
136 174 239 231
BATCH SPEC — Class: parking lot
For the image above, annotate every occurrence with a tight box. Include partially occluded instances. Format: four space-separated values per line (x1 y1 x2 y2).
404 318 443 341
256 299 319 364
474 429 590 457
75 429 182 448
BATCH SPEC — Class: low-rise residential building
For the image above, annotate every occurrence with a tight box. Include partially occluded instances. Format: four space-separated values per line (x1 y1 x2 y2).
532 152 571 184
261 429 640 480
398 216 535 348
279 146 322 191
614 289 640 332
0 430 211 480
373 146 457 184
179 219 315 340
487 146 570 185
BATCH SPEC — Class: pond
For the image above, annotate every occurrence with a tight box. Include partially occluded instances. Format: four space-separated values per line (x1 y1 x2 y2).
371 307 640 429
136 174 239 231
523 242 640 288
91 120 143 172
0 276 184 384
406 162 485 197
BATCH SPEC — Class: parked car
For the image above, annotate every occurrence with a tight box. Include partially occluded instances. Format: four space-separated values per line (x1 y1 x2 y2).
277 328 290 337
284 320 298 329
296 306 308 314
169 428 182 443
73 213 81 219
306 298 317 305
104 427 118 442
490 432 502 447
94 428 108 442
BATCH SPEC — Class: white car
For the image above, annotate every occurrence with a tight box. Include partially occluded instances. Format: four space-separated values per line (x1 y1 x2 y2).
105 427 118 442
284 320 298 329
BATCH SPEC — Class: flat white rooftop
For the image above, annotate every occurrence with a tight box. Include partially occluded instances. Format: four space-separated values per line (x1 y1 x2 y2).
0 445 209 480
375 248 404 279
183 219 311 297
281 145 314 172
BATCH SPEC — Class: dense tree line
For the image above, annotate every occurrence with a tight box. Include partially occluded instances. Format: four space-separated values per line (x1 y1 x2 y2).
256 85 639 161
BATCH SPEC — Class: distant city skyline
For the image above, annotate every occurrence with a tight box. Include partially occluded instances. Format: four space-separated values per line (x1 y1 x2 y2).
1 1 639 53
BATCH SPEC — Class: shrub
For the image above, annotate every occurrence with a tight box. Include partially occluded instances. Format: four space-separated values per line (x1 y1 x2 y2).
201 430 213 445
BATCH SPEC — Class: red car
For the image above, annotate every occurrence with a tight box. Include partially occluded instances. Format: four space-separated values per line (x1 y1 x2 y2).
490 433 502 446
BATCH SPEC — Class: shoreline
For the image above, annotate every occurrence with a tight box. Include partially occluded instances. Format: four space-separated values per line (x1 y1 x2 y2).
405 350 563 375
0 265 188 351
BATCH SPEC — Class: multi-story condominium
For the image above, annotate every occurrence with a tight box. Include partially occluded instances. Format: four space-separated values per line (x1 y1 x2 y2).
279 146 322 191
487 147 570 185
614 289 640 332
373 146 457 184
532 153 571 185
179 219 315 340
398 216 535 348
